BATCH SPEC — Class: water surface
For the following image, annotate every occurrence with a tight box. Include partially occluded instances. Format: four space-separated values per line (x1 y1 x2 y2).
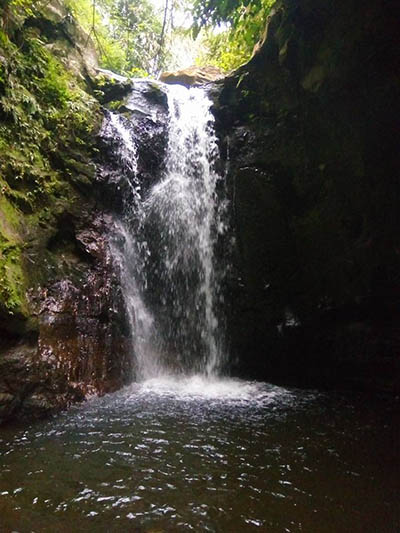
0 378 398 532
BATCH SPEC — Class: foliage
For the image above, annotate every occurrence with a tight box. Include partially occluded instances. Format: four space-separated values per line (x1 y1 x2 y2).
64 0 124 73
196 28 249 72
194 0 275 72
1 0 167 76
0 0 43 30
193 0 256 27
107 0 165 75
65 0 166 76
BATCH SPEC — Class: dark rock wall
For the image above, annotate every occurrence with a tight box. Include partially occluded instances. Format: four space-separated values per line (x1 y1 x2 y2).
0 75 170 424
214 0 400 391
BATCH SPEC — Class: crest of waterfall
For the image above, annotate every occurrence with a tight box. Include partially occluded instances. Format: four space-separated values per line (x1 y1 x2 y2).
102 84 227 380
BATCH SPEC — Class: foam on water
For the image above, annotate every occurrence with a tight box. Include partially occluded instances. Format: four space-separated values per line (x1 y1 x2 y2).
127 376 290 404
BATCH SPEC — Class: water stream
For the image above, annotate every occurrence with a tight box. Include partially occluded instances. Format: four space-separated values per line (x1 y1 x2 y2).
143 86 227 377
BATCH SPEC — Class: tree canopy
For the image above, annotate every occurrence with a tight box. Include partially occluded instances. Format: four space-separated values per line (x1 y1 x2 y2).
193 0 262 26
64 0 166 76
2 0 275 76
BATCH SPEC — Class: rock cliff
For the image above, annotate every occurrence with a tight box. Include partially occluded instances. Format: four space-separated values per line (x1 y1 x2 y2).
214 0 400 391
160 66 225 87
0 1 134 423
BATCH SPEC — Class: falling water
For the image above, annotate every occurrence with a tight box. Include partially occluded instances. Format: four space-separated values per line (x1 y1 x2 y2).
100 110 161 380
102 84 227 381
144 85 227 377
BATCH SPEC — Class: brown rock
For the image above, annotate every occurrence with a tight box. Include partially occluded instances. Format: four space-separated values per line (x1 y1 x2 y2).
36 213 132 398
160 66 225 87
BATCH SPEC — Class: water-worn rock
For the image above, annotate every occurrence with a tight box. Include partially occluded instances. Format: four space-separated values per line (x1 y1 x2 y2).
0 211 132 425
0 342 84 424
36 214 132 391
97 79 169 203
0 74 169 424
94 69 133 104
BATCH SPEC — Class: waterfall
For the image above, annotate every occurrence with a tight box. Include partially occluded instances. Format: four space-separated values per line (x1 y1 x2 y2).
102 83 227 380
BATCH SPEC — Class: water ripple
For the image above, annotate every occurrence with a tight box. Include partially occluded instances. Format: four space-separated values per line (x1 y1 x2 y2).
0 381 398 532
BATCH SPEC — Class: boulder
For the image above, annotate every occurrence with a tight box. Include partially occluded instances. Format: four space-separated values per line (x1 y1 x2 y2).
160 66 225 87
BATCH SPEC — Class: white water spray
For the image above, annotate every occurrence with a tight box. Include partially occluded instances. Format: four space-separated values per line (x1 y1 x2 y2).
103 84 227 381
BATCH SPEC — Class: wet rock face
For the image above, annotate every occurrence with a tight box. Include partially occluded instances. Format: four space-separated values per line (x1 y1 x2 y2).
214 0 400 390
97 79 169 206
122 81 169 190
36 214 132 394
0 212 132 425
0 73 169 424
0 2 146 424
0 342 84 424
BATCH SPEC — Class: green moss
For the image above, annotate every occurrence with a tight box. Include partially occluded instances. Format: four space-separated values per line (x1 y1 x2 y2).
0 194 21 238
0 195 26 317
0 240 25 315
0 11 101 330
107 100 124 111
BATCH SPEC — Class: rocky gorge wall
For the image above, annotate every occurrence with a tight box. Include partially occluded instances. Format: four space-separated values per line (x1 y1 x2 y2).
0 0 137 424
1 0 399 425
213 0 400 391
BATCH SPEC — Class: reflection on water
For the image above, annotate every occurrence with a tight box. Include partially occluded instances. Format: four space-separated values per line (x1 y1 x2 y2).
0 379 399 532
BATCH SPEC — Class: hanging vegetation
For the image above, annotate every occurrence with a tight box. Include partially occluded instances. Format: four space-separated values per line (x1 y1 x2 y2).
194 0 275 71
